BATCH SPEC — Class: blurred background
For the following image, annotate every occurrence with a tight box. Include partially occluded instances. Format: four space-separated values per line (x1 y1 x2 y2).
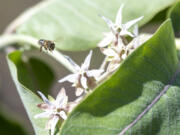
0 0 166 135
0 0 41 134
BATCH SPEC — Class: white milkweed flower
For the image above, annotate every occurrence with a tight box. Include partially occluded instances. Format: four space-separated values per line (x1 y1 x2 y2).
101 25 141 60
98 4 143 48
34 88 68 135
101 25 141 72
59 51 104 96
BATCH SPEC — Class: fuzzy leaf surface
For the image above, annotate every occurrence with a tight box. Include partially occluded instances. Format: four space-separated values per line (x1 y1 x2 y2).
16 0 177 51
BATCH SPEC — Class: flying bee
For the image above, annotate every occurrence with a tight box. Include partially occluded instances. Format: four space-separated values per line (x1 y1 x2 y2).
38 39 55 52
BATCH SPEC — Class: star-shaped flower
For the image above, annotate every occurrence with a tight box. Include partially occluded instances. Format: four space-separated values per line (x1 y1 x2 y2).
100 25 141 72
98 4 143 48
59 51 103 96
34 88 68 135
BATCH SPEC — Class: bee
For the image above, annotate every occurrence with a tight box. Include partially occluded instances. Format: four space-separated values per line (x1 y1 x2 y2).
38 39 55 52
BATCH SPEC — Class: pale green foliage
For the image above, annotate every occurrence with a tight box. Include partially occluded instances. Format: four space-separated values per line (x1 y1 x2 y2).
17 0 177 51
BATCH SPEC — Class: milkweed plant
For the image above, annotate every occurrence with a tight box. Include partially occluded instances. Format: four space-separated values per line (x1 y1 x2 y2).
0 1 180 135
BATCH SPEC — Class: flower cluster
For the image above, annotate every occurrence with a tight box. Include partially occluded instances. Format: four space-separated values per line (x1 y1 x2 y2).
34 4 143 135
98 4 143 71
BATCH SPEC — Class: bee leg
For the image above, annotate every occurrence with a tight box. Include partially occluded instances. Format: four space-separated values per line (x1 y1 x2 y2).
45 47 49 53
40 46 43 52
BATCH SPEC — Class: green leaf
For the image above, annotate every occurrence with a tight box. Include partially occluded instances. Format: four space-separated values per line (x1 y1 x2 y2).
60 20 180 135
8 52 54 95
16 0 178 51
167 1 180 36
148 8 168 23
7 51 55 135
0 110 28 135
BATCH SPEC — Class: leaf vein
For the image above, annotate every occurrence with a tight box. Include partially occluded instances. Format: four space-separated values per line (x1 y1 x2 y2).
118 63 180 135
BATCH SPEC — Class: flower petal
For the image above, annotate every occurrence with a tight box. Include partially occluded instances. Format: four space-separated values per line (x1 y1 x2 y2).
55 88 68 108
115 4 124 27
98 32 114 47
59 111 67 120
133 25 138 37
117 37 124 50
101 48 118 57
119 29 134 37
64 55 80 71
81 51 92 70
86 69 104 78
122 53 127 60
133 37 140 48
34 111 52 119
99 15 117 34
37 103 53 111
99 14 114 29
58 73 79 83
37 91 50 104
75 88 84 96
50 115 59 135
81 76 88 89
124 16 143 29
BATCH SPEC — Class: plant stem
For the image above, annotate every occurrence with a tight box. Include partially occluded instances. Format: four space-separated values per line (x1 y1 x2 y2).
0 34 180 73
0 34 76 73
4 0 51 34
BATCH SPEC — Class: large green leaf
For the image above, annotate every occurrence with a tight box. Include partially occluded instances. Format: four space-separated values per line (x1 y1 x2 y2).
60 20 180 135
16 0 178 51
8 52 54 95
167 1 180 36
7 51 55 135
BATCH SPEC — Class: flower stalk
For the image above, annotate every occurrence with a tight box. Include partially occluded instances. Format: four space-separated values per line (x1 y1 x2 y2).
0 34 76 73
